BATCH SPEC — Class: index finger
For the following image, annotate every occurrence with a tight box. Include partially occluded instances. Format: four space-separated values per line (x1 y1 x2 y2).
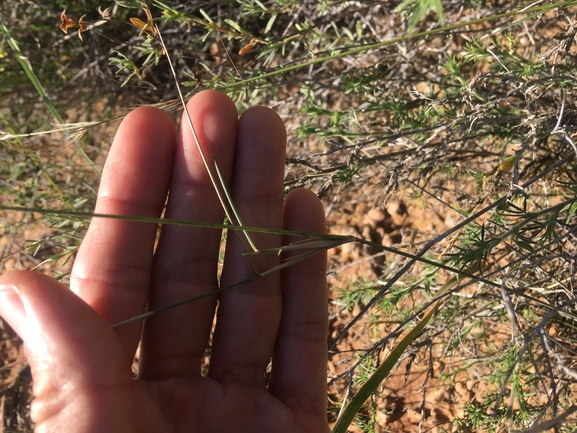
70 107 176 357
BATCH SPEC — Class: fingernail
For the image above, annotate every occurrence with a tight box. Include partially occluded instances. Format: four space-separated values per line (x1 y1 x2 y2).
0 284 27 338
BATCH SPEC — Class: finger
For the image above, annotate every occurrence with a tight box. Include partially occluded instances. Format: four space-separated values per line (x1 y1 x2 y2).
0 271 165 432
139 90 238 380
269 189 328 415
209 106 286 386
71 107 176 357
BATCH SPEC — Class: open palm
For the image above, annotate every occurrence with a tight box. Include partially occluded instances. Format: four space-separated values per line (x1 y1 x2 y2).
0 90 330 433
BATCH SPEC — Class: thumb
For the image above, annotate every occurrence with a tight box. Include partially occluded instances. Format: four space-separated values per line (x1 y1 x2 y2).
0 271 138 432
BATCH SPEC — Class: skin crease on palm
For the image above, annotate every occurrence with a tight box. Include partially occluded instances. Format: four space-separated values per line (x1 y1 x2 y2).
0 90 331 433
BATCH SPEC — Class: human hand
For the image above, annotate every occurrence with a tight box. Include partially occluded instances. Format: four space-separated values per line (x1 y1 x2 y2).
0 90 329 433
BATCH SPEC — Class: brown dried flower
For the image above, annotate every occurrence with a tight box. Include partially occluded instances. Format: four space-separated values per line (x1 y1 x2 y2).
98 6 113 20
59 9 78 34
77 14 88 41
59 9 89 42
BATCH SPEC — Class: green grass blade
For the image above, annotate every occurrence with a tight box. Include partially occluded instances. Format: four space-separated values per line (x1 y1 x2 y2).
213 156 258 251
331 277 457 433
0 203 347 241
112 243 335 328
332 302 439 433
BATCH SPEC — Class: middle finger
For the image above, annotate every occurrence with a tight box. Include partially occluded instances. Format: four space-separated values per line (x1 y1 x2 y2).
139 90 238 380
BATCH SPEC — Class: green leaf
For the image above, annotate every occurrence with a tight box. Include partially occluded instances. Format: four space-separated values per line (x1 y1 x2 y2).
199 8 214 24
253 0 267 12
264 14 277 35
566 200 577 224
355 20 363 39
225 19 244 34
396 0 445 34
